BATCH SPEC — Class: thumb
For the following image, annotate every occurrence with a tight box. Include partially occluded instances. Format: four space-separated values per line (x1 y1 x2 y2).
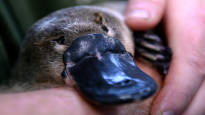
151 0 205 114
125 0 166 30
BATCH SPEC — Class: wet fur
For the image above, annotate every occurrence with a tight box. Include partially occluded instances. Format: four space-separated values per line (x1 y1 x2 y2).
0 4 163 115
9 6 134 91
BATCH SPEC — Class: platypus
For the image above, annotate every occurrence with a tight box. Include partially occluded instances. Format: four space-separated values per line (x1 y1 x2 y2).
9 5 171 106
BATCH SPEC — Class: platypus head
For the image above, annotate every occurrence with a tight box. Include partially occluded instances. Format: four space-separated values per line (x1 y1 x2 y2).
14 6 157 104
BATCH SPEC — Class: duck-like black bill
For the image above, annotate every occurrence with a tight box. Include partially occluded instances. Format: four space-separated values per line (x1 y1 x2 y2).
63 33 157 105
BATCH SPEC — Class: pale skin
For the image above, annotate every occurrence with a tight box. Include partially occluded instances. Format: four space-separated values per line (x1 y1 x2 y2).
1 0 205 114
0 60 162 115
125 0 205 115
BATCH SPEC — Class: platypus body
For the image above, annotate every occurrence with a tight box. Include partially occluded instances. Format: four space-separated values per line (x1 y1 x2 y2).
8 4 171 109
11 6 133 85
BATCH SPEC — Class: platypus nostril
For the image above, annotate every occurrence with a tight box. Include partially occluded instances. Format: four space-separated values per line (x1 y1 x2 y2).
115 79 135 87
123 79 132 84
63 34 157 105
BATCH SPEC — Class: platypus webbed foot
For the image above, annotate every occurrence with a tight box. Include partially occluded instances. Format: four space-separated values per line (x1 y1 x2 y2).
134 31 172 75
62 33 157 105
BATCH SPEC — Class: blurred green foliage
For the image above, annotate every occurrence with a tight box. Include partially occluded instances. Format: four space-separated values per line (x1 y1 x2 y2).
8 0 107 32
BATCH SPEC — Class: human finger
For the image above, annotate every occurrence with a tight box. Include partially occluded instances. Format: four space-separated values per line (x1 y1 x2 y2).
125 0 166 30
183 79 205 115
152 0 205 114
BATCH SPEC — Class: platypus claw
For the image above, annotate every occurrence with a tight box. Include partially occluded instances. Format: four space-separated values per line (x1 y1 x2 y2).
134 31 172 75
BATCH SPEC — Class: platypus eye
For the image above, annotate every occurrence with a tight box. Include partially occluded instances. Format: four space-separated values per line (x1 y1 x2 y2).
53 36 65 45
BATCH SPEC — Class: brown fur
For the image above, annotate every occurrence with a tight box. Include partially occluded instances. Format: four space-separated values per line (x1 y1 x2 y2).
10 6 134 90
3 5 163 115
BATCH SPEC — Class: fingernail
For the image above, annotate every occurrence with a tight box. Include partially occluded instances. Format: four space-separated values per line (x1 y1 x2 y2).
162 111 174 115
126 9 150 20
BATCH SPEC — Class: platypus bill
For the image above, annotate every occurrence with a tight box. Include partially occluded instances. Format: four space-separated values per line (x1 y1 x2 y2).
11 6 158 105
62 33 157 104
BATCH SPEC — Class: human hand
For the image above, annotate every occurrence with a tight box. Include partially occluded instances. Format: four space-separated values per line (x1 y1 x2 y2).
126 0 205 115
0 59 162 115
0 87 100 115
